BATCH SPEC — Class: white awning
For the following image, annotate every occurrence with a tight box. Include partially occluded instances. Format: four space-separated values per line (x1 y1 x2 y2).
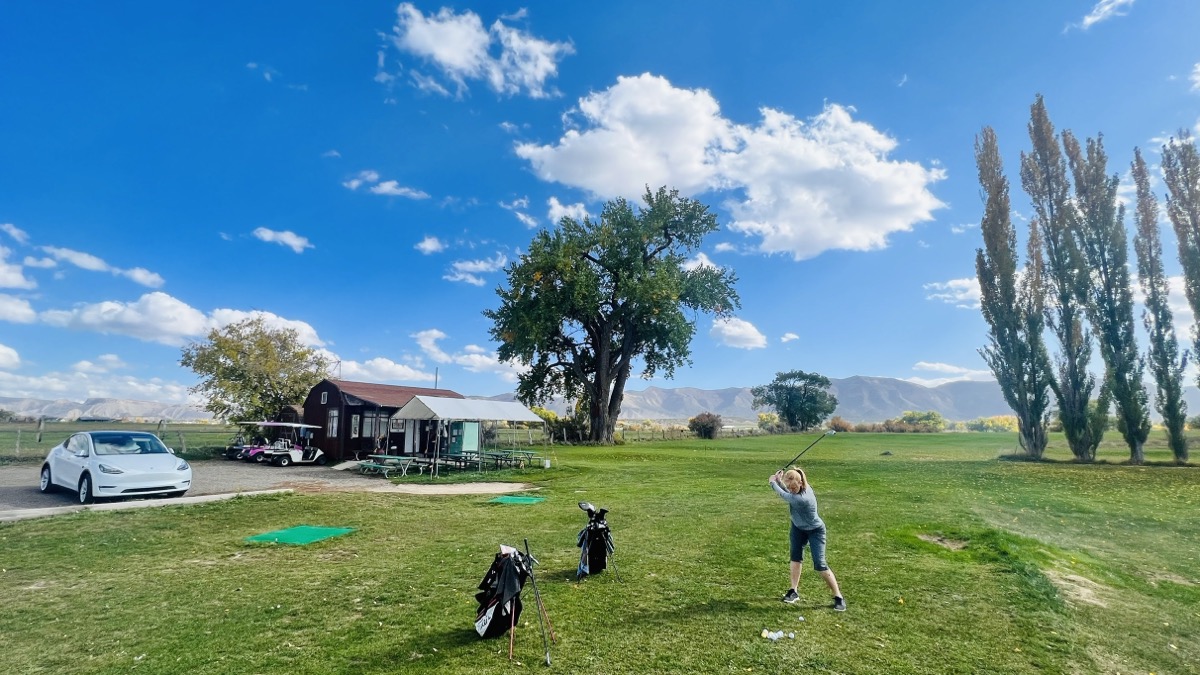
390 396 543 423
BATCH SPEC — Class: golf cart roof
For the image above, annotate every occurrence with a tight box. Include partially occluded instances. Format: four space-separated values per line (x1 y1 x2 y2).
236 421 321 428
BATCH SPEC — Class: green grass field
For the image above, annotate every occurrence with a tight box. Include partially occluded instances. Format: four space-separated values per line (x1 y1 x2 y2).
2 431 1197 674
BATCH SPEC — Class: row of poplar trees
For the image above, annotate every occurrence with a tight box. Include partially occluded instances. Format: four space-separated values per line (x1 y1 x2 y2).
976 95 1199 465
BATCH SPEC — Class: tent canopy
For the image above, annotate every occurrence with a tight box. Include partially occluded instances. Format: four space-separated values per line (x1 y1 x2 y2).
391 396 543 423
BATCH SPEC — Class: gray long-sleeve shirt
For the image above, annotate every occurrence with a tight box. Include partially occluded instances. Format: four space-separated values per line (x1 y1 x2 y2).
771 480 825 530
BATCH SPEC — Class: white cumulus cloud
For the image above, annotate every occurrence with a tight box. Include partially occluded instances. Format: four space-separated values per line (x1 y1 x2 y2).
780 332 799 343
710 317 767 349
412 328 524 382
682 252 719 271
415 236 446 254
0 247 37 289
0 294 37 323
40 245 164 287
924 277 981 309
369 180 430 199
0 343 20 369
516 74 945 261
253 227 314 254
343 169 380 190
905 361 994 387
1 223 30 244
444 253 507 286
38 292 326 348
547 196 589 224
338 356 435 383
1191 63 1200 92
386 3 573 99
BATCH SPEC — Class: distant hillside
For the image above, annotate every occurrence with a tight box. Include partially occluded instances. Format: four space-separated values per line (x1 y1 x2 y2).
0 397 211 422
6 376 1195 425
480 377 1012 422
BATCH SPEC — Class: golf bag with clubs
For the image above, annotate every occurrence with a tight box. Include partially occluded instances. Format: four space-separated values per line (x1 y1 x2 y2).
576 502 615 579
474 545 532 638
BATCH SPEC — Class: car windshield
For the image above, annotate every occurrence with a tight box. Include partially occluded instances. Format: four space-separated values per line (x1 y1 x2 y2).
91 432 170 456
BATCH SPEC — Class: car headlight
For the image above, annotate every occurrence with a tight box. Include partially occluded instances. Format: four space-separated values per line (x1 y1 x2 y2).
176 460 190 471
98 463 125 474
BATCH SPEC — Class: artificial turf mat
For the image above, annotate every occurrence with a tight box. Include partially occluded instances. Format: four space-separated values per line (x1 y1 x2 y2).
245 525 355 545
489 495 545 504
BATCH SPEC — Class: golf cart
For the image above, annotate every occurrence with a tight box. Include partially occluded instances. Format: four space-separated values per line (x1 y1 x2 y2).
255 422 323 467
231 422 317 464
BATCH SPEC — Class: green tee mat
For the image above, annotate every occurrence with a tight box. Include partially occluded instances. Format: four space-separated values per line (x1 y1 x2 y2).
245 525 355 545
489 495 546 504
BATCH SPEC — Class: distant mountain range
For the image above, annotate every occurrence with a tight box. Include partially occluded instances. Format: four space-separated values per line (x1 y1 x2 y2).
5 376 1197 423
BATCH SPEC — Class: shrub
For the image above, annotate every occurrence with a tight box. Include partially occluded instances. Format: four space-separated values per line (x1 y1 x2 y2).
828 416 853 433
689 412 722 439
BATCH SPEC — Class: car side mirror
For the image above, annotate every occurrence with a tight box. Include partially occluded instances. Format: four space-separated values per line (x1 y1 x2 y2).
167 448 176 454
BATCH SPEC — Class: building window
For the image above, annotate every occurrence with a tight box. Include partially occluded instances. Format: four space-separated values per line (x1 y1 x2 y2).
327 409 339 438
320 392 328 405
363 413 375 440
350 414 360 439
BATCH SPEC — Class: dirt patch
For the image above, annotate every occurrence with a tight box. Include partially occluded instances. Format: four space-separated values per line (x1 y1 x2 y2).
1045 570 1110 608
274 480 532 496
1147 571 1196 587
917 533 968 550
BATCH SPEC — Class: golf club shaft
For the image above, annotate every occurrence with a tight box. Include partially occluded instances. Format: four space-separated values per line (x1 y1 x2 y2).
524 539 554 658
782 432 828 469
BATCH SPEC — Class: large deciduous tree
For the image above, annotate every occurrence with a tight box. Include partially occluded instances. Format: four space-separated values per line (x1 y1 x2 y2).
1132 147 1188 463
486 187 740 443
974 126 1053 459
180 316 330 423
750 370 838 431
1020 96 1105 462
1064 132 1150 463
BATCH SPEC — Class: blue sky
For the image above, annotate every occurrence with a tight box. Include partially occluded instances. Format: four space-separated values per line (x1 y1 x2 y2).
2 0 1199 404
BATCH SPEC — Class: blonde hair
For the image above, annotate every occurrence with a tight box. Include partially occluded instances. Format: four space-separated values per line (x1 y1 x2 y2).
782 468 809 494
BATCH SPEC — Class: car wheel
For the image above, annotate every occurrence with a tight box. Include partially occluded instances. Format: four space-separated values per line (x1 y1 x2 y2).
78 474 95 504
270 456 283 466
39 465 54 493
277 456 291 467
315 455 327 466
254 453 267 463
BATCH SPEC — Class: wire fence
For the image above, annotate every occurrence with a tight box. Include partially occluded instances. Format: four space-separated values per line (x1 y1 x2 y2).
0 422 237 460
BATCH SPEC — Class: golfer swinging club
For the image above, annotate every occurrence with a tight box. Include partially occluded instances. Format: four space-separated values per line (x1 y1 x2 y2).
769 467 846 611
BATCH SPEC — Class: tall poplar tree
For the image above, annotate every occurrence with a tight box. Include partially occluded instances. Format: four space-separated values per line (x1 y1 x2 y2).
1132 148 1188 463
974 127 1052 459
1019 96 1104 461
1064 132 1150 463
1162 132 1200 380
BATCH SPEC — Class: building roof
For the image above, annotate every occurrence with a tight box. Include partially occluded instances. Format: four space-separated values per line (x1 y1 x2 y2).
391 396 543 423
325 379 465 408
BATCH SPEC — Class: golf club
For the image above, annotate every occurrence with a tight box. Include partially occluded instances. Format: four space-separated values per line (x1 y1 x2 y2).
781 430 836 470
523 539 554 667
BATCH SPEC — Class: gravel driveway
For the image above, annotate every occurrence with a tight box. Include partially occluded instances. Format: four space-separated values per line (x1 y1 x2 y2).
0 459 529 512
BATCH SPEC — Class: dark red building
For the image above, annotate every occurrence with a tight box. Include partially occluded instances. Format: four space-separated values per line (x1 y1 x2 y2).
302 379 465 461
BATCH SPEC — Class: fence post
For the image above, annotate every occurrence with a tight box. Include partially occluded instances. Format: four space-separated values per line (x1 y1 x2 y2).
15 429 20 458
177 430 187 454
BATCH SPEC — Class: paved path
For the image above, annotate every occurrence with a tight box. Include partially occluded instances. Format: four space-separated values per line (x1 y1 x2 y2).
0 459 531 521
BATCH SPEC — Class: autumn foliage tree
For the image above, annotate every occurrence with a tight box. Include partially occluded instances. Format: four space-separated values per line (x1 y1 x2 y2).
180 316 330 423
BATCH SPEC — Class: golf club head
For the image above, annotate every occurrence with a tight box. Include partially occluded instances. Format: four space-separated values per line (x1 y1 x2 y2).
828 430 837 436
595 508 608 521
578 501 596 517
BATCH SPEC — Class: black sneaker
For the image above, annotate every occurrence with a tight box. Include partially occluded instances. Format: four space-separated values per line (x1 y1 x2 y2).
781 589 800 604
832 596 846 612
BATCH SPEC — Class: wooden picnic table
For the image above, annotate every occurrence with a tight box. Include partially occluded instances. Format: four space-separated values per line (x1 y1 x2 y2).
364 454 422 477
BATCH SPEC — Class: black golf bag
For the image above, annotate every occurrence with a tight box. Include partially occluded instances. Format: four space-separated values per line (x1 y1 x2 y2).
576 502 614 579
474 545 532 638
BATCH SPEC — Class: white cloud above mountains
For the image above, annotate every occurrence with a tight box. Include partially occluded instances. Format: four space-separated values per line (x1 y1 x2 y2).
412 328 523 381
343 169 429 199
905 361 993 387
1 223 30 245
0 342 20 369
710 317 767 349
384 3 573 99
516 73 946 261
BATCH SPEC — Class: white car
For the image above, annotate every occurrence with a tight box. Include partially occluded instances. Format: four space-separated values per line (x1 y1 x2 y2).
39 430 192 504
